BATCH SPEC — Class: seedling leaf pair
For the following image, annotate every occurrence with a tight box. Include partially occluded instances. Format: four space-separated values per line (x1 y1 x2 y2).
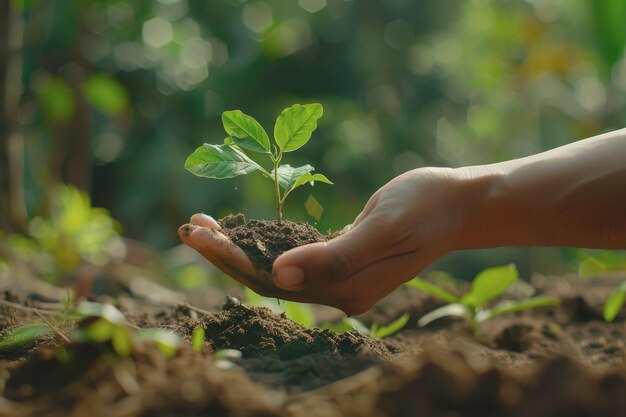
408 265 559 336
343 314 410 339
185 103 331 222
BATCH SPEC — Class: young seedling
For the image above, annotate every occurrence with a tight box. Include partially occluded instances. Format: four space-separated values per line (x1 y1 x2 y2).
184 103 332 223
74 302 181 358
342 314 410 339
604 281 626 322
191 326 205 352
407 265 559 338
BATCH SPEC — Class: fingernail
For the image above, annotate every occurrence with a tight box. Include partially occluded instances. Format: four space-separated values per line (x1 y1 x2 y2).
274 266 304 291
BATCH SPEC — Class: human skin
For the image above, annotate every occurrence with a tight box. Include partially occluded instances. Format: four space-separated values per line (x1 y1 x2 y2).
179 128 626 315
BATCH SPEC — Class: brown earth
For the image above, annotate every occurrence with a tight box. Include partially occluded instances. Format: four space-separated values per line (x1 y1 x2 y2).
217 214 338 272
2 270 626 416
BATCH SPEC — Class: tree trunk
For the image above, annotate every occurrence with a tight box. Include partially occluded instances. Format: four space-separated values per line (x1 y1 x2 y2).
0 1 26 233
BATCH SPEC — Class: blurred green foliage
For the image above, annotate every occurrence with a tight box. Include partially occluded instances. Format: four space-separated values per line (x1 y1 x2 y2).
5 185 123 282
5 0 626 280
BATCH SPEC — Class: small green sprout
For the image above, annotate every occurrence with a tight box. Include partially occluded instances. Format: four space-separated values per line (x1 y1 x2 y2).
213 348 242 369
74 302 180 358
604 281 626 322
407 265 559 337
244 287 316 328
342 314 410 339
191 326 205 352
184 104 332 223
0 324 51 353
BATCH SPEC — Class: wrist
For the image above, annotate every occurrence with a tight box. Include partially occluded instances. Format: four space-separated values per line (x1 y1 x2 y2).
451 165 537 250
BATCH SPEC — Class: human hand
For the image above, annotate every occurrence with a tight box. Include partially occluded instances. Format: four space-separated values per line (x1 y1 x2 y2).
178 214 285 297
179 167 471 314
270 167 470 314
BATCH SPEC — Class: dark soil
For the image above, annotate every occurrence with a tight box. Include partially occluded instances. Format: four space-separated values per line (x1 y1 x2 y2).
218 214 337 271
2 275 626 416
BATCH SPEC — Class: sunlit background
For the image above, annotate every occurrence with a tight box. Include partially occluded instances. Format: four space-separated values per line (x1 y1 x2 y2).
1 0 625 289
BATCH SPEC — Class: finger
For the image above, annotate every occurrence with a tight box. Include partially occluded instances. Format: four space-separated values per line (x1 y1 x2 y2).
189 213 220 228
307 249 437 315
272 215 405 291
178 223 274 292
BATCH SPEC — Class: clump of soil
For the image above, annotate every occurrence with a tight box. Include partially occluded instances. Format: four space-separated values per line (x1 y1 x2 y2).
4 343 286 417
218 214 337 271
165 299 395 390
170 299 393 359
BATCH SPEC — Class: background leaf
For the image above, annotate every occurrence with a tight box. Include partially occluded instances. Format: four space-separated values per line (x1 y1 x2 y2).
274 103 323 152
38 75 75 123
461 265 518 308
222 110 270 152
604 282 626 322
304 194 323 222
405 277 459 303
417 304 470 327
185 144 261 179
84 73 129 116
283 301 316 328
191 327 205 352
476 296 560 323
370 313 409 339
578 256 608 278
0 325 50 352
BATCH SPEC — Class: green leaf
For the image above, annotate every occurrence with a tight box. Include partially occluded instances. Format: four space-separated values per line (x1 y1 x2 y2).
185 144 261 179
588 0 626 70
476 296 560 323
213 349 242 360
84 73 129 116
275 164 314 190
461 265 518 308
138 329 181 358
370 314 410 339
222 110 270 152
578 256 608 279
290 172 333 190
405 277 459 303
78 302 127 325
274 103 323 152
111 326 132 357
0 325 50 352
344 317 370 336
191 327 205 352
320 319 355 334
604 282 626 322
284 301 316 328
79 319 115 342
417 304 471 327
304 194 324 222
38 75 75 123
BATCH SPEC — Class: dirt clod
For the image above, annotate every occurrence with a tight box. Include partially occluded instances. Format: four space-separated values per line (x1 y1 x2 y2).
218 214 336 271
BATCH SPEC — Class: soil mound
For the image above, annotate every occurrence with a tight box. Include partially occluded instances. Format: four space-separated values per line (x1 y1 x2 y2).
218 214 336 271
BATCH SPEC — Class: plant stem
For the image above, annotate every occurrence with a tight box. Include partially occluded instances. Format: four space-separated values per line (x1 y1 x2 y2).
272 153 283 223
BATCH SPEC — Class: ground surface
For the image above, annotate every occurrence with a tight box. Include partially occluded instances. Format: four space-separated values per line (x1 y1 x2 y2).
2 270 626 417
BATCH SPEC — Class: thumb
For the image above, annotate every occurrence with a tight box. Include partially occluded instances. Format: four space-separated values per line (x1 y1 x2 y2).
272 217 395 291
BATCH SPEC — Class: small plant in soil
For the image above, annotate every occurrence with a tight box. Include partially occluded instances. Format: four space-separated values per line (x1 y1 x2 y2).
0 302 181 359
408 265 560 337
603 281 626 322
184 103 332 223
336 314 410 339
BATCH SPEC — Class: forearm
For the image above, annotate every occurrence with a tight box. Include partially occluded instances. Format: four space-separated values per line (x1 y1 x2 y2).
455 128 626 250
